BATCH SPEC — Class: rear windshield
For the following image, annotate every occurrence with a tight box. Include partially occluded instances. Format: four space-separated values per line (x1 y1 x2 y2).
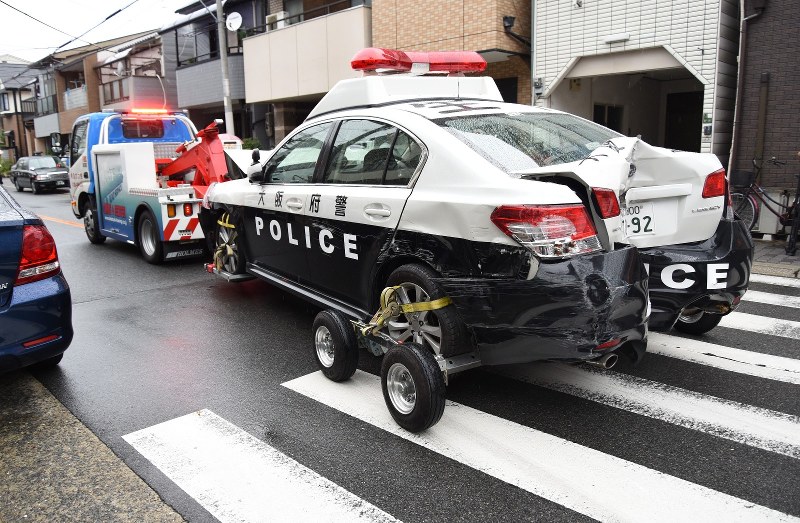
28 157 59 169
434 112 620 173
107 117 194 143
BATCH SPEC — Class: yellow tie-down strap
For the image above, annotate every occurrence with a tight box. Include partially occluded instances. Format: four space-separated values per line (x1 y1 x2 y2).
217 213 236 229
213 213 237 271
360 286 452 337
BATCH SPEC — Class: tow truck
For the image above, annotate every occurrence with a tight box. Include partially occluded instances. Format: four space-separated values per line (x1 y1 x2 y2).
68 109 241 263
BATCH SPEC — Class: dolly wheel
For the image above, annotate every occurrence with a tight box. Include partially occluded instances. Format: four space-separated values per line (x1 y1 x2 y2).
381 343 445 433
312 310 359 382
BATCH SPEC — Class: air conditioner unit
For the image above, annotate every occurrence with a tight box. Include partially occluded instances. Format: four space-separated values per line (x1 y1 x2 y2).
266 11 288 30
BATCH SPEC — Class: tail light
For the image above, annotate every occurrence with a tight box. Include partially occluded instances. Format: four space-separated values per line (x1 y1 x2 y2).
591 188 621 218
16 225 60 286
702 168 726 198
183 203 193 216
490 204 603 258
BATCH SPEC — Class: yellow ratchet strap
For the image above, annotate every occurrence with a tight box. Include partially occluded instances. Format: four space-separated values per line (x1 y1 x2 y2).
360 286 452 337
213 213 237 271
217 213 235 228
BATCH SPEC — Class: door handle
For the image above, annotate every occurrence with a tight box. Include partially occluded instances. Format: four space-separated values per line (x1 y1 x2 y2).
364 206 391 217
286 199 303 210
83 172 89 179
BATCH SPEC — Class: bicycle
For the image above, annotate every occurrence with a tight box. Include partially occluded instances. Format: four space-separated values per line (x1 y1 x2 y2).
730 154 800 256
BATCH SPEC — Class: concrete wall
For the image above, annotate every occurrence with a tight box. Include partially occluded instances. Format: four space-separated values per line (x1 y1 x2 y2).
34 113 59 138
176 55 245 108
243 6 371 103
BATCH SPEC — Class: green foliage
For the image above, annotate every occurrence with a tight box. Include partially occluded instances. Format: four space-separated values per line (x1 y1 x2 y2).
0 158 12 176
241 137 261 150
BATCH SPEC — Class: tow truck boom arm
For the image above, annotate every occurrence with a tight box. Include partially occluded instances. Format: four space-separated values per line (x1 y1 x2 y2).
159 119 229 198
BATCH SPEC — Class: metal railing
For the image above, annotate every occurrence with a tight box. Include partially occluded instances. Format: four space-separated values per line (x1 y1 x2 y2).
21 99 36 114
34 94 58 116
245 0 370 36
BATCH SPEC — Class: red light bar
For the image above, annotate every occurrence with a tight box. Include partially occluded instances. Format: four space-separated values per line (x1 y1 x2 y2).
130 108 169 114
351 47 486 73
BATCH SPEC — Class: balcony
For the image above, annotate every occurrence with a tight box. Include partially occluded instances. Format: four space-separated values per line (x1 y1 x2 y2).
242 4 371 103
176 55 245 108
101 76 169 111
63 86 88 111
34 94 58 116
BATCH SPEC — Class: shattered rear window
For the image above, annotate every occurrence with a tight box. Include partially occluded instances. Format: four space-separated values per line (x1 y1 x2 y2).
434 112 620 173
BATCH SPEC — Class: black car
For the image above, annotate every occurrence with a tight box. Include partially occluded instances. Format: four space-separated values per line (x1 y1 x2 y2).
10 156 70 194
0 185 73 372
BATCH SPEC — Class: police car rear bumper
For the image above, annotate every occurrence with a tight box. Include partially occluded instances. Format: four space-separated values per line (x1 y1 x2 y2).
435 245 649 366
639 218 753 331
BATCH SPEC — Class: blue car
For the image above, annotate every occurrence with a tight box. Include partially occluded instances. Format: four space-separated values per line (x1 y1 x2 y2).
0 186 72 372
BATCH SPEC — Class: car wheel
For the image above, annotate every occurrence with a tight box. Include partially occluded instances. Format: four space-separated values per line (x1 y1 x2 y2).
29 353 63 370
381 343 446 432
31 182 39 194
14 178 23 192
386 264 470 357
83 199 106 245
674 310 723 335
214 213 246 274
312 310 359 382
137 210 164 264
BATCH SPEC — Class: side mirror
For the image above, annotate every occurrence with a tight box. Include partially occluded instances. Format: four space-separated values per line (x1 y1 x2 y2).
50 132 61 147
52 145 62 155
251 149 261 165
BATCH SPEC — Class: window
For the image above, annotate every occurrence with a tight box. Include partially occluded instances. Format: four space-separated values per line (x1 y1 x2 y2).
70 120 89 166
28 157 58 169
593 104 624 134
437 112 619 172
263 122 332 183
0 93 9 112
323 120 422 186
121 119 164 139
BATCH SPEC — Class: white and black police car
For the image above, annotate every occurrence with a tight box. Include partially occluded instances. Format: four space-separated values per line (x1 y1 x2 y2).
200 49 751 426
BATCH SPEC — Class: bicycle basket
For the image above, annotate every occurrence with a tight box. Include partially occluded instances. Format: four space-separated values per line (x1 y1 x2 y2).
729 170 755 188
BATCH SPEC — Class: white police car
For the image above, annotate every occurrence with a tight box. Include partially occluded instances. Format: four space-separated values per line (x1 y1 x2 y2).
201 48 750 374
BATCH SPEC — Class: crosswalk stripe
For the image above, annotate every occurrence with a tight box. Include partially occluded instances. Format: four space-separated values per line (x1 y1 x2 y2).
284 371 798 523
496 363 800 458
742 289 800 308
719 311 800 339
123 409 399 523
649 332 800 384
750 274 800 289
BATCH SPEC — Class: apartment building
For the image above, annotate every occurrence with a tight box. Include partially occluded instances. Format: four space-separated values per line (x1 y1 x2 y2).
242 0 373 147
372 0 532 105
533 0 739 165
0 55 38 161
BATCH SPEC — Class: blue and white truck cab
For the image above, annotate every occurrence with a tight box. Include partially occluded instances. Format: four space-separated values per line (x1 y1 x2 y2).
68 109 231 263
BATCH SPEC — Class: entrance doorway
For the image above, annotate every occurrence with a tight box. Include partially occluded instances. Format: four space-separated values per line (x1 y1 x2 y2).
665 91 703 152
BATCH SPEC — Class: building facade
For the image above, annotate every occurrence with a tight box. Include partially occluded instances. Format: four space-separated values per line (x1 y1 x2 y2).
533 0 739 165
0 56 38 161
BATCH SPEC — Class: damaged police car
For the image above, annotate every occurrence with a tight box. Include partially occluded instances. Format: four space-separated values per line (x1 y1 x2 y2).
201 49 751 375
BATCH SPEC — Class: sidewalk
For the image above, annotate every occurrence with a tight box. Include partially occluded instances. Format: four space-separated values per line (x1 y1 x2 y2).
752 237 800 278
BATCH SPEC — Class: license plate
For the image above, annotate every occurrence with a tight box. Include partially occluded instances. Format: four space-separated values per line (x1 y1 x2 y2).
57 181 66 186
623 202 655 236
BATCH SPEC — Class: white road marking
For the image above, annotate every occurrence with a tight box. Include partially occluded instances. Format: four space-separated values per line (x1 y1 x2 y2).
719 311 800 339
649 332 800 384
496 363 800 458
283 371 798 523
123 409 399 523
750 274 800 289
742 290 800 308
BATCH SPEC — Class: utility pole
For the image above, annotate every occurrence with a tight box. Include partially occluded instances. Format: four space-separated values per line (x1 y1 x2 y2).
216 0 235 135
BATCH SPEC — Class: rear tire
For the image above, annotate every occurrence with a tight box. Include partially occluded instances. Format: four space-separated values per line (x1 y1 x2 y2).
31 182 39 195
84 199 106 245
137 210 164 264
381 343 446 433
312 310 359 382
731 191 758 231
14 178 23 192
674 311 723 335
385 264 470 358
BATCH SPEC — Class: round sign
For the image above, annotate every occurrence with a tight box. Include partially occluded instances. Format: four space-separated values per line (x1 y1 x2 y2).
225 12 243 31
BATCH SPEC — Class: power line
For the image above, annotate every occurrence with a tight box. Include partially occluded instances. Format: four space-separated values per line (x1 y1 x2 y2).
0 0 96 48
54 0 143 52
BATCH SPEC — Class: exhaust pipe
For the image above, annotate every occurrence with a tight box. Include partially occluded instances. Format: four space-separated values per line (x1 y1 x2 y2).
586 352 619 370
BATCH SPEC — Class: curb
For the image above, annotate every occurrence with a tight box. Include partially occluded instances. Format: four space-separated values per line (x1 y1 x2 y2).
752 261 800 278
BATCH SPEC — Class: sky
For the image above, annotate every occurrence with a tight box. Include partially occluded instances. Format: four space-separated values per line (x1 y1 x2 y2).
0 0 196 63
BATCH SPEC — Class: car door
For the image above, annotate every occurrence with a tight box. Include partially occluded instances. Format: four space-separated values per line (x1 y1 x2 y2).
240 121 334 281
304 119 420 311
14 158 29 188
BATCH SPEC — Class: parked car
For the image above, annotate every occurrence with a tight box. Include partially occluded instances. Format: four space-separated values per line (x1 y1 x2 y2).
0 185 72 373
10 155 70 194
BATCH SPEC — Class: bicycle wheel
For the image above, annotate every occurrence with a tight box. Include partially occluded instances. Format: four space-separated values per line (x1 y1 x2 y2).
731 191 759 230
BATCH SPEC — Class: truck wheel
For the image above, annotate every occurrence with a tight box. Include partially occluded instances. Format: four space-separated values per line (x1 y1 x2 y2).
137 210 164 264
312 310 359 382
674 310 723 335
84 200 106 244
381 343 445 432
386 264 469 358
214 214 246 274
